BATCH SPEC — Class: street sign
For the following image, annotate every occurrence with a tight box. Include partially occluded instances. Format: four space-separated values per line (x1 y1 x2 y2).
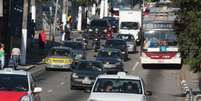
0 0 3 17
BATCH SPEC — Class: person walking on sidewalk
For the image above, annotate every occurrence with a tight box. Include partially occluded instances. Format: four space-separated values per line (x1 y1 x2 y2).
38 29 47 51
0 43 5 69
10 48 21 65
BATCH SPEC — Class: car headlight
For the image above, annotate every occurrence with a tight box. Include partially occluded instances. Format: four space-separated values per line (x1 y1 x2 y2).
89 29 93 32
121 51 125 54
72 73 79 78
75 54 83 59
20 95 31 101
46 59 52 64
104 29 107 33
176 53 181 58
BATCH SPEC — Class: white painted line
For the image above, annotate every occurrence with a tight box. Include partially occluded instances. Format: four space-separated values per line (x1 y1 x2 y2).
60 82 65 85
132 62 139 71
47 89 53 93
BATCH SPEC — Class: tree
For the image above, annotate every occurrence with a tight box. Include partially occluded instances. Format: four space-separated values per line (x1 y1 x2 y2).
175 0 201 72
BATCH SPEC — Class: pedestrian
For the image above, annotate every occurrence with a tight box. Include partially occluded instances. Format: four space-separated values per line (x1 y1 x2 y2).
59 22 64 41
38 29 46 51
64 21 71 40
106 26 113 40
30 20 36 39
0 43 5 69
11 47 21 65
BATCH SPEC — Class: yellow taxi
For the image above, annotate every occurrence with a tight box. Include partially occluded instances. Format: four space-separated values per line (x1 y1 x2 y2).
44 46 74 70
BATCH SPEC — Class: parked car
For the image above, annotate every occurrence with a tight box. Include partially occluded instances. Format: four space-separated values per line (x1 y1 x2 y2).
44 46 74 70
70 60 104 90
104 39 128 60
116 34 137 53
87 72 152 101
64 41 86 60
96 48 124 74
0 68 42 101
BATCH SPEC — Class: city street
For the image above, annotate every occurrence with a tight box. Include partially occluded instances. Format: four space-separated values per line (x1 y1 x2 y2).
28 46 184 101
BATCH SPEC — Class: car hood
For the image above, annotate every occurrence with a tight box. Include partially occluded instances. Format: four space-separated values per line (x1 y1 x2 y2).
0 91 27 101
96 57 121 64
88 93 144 101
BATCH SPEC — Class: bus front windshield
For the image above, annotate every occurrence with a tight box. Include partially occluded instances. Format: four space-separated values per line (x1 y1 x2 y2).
143 30 177 49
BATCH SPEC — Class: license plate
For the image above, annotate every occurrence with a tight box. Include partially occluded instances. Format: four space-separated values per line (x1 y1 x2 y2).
82 77 91 84
158 60 164 63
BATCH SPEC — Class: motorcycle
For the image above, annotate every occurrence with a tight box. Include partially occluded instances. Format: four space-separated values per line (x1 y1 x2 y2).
93 29 101 52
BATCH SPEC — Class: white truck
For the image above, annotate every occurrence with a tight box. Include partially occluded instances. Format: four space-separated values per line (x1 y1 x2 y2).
119 9 142 42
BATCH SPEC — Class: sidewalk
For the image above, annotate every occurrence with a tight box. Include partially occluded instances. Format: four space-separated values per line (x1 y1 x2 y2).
180 65 200 100
18 32 62 70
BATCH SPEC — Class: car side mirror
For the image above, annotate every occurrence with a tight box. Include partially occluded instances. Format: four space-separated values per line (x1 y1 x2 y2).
145 90 152 96
33 87 42 93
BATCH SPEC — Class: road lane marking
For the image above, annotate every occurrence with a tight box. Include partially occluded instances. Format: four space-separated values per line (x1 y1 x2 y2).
47 89 53 93
132 62 139 71
60 82 65 85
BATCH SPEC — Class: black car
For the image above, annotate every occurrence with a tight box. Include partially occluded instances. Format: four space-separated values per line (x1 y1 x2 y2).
64 41 86 60
70 60 104 90
96 48 124 74
116 34 137 53
87 19 111 39
103 17 119 32
104 39 128 60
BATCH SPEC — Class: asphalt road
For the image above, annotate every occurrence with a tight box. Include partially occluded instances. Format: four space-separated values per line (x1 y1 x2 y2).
28 44 185 101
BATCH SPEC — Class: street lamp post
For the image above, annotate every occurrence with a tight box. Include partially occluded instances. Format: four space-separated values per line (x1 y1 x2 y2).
21 0 29 65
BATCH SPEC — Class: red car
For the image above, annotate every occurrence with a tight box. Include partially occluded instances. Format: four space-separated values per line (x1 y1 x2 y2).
0 68 42 101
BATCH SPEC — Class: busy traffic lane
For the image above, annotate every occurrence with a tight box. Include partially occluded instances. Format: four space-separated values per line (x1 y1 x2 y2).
29 46 185 101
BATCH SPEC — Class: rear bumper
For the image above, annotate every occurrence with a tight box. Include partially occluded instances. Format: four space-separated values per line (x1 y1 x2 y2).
140 57 182 64
71 78 94 88
46 64 71 69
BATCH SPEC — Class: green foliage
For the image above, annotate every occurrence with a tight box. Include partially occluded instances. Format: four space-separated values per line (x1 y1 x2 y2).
175 0 201 72
73 0 96 6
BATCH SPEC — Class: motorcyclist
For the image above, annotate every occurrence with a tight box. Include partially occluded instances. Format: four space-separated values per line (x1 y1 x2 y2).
93 28 101 51
106 26 113 40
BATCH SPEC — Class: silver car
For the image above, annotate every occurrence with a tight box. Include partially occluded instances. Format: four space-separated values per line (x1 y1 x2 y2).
116 34 137 53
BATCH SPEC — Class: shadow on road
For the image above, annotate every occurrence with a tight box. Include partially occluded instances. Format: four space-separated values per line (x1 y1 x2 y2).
142 64 182 70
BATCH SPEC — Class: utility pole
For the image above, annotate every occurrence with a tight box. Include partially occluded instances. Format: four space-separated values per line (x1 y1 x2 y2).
31 0 36 22
21 0 29 65
53 0 59 41
62 0 68 28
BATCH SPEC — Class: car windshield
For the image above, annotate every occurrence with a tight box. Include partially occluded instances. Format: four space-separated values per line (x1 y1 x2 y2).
117 35 134 41
64 42 83 50
75 62 103 72
0 74 28 92
105 40 126 49
50 48 71 56
98 51 121 58
93 78 142 94
90 20 108 27
120 22 139 30
144 30 177 48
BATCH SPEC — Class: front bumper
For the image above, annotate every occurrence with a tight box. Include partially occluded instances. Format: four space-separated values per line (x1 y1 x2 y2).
140 57 182 64
46 64 71 69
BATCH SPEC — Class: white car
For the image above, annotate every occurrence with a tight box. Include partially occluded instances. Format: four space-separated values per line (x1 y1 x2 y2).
87 72 152 101
0 68 42 101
